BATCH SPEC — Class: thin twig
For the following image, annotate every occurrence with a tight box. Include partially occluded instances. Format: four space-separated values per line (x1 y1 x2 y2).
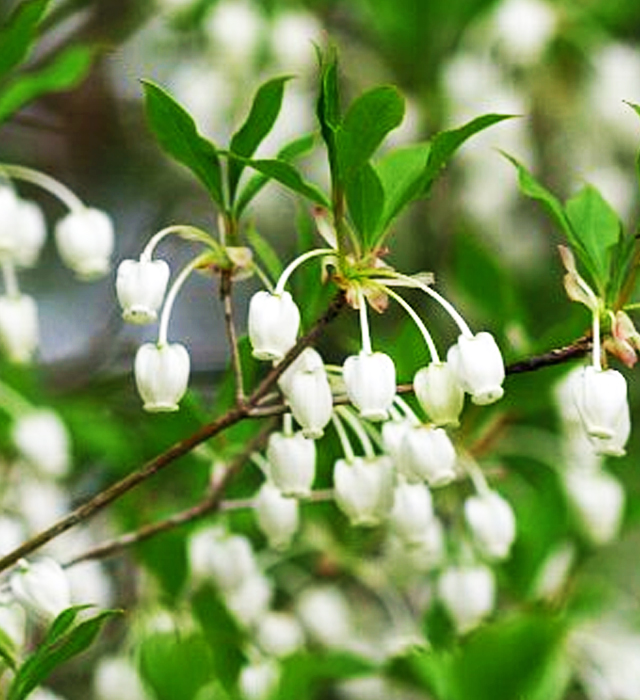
505 334 591 374
220 270 245 406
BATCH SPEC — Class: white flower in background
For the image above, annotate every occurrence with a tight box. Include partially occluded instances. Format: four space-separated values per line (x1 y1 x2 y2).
437 564 496 634
255 611 305 657
225 572 273 627
116 258 170 324
447 332 505 405
0 186 20 255
28 688 68 700
0 515 26 556
265 430 316 498
333 455 395 527
562 468 625 546
13 197 47 268
572 366 629 442
0 293 39 363
15 478 70 533
398 425 457 486
254 481 300 550
239 658 280 700
381 417 414 464
388 480 435 545
204 0 264 68
248 290 300 361
413 361 465 426
187 527 258 592
94 655 153 700
54 207 114 279
65 557 113 609
134 342 190 412
12 409 70 478
529 541 576 601
0 602 26 650
464 490 517 560
295 586 354 648
270 10 321 71
10 558 71 623
492 0 557 64
383 519 447 581
343 351 396 421
278 348 333 438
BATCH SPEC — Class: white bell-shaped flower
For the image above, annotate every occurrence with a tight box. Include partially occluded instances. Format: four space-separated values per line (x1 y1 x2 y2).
10 558 71 623
447 332 505 405
398 425 456 486
54 207 114 279
14 198 47 268
12 409 71 478
388 479 435 544
255 481 299 550
563 468 625 546
255 611 305 657
295 586 354 648
116 258 170 324
437 564 496 634
333 455 394 527
0 186 20 255
381 417 414 464
464 490 517 560
0 294 39 363
278 348 333 438
248 290 300 361
239 658 280 700
413 361 465 426
342 351 396 421
134 342 190 412
266 430 316 498
225 571 273 627
573 366 629 441
188 527 258 591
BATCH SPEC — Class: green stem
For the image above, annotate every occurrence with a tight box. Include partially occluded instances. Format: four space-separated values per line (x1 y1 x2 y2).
142 225 214 261
331 412 355 463
274 248 334 296
0 164 83 211
384 286 440 362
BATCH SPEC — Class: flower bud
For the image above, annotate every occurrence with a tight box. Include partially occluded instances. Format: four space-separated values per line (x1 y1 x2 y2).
116 258 170 324
343 351 396 421
573 366 629 441
0 294 39 363
464 490 516 560
266 430 316 498
447 332 505 405
134 342 190 412
333 455 394 527
54 207 114 279
10 558 71 623
248 290 300 361
188 527 258 591
255 481 299 550
437 565 495 634
256 611 305 657
12 409 71 478
278 349 333 438
388 480 435 544
398 425 456 487
413 362 464 426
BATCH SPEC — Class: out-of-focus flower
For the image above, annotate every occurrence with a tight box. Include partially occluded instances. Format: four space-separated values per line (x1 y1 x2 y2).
204 0 264 68
447 332 505 405
334 455 395 527
437 564 496 634
225 572 273 627
343 351 396 421
93 655 153 700
134 342 190 412
116 258 170 324
295 586 354 648
10 558 71 623
239 658 280 700
492 0 557 64
255 611 305 657
0 294 39 363
388 480 435 545
464 490 517 560
398 425 457 486
265 430 316 498
54 208 114 280
12 409 70 478
254 481 299 550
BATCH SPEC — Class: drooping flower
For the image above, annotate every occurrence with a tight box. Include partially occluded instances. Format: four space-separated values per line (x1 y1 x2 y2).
388 479 435 544
464 490 517 560
116 258 170 324
447 332 505 405
398 425 457 486
265 430 316 498
10 558 71 623
12 409 70 478
248 290 300 361
342 351 396 421
437 564 496 634
0 294 39 363
572 366 629 444
13 197 47 268
413 361 465 426
134 342 190 412
254 481 300 550
255 611 305 657
333 455 394 527
54 207 114 279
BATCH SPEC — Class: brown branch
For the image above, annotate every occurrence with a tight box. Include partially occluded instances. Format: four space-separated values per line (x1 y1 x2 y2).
0 292 346 575
220 270 245 406
505 334 591 374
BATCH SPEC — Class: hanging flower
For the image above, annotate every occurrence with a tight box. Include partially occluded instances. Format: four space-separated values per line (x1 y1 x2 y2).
333 455 394 527
134 342 190 412
464 490 517 560
13 197 47 268
437 564 496 634
10 558 71 623
254 481 300 550
248 290 300 361
572 365 629 442
398 425 457 487
54 207 114 280
116 258 171 324
12 409 71 478
265 430 316 498
0 294 39 363
388 479 435 545
342 351 396 421
413 361 465 426
447 332 505 405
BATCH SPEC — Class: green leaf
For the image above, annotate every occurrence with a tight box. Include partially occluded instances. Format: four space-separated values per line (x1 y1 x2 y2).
0 0 49 80
336 86 405 182
0 45 93 124
228 76 291 202
345 162 385 247
316 47 341 180
240 158 329 207
420 113 513 195
142 80 224 206
139 632 214 700
375 142 431 234
0 624 19 671
565 185 621 294
234 133 316 216
625 101 640 186
42 605 94 646
8 609 120 700
246 223 283 282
